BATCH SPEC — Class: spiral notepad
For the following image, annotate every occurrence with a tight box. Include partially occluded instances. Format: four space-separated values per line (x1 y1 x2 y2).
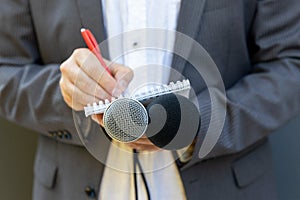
84 79 191 117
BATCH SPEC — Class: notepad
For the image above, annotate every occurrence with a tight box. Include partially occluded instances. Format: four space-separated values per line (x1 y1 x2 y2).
84 79 191 117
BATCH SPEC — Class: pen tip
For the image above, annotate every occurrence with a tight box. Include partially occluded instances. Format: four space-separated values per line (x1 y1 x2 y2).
81 28 86 32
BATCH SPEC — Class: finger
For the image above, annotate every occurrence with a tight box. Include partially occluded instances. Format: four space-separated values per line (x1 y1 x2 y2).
64 63 111 100
62 78 101 110
92 114 104 126
132 138 154 145
73 48 117 95
109 62 134 97
60 87 83 111
110 62 133 83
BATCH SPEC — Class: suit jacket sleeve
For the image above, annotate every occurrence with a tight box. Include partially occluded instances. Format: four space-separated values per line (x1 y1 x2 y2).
0 0 83 145
188 0 300 165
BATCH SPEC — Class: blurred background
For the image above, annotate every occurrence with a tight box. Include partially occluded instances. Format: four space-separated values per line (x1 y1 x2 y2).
0 117 37 200
0 115 300 200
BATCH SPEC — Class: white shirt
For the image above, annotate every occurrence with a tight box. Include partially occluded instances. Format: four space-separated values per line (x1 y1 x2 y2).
102 0 181 86
99 0 186 199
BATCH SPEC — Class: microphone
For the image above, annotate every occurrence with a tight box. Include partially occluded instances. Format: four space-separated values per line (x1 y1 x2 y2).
103 98 148 143
103 94 200 150
146 93 200 150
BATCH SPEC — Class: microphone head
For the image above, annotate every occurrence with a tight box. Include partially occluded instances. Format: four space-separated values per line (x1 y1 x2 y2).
103 98 148 143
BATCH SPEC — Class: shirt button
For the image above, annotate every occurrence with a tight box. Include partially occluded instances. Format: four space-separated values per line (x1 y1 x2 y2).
133 42 138 47
85 186 96 198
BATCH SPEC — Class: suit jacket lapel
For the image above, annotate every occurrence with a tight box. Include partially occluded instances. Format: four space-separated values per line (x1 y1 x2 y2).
75 0 109 58
171 0 207 80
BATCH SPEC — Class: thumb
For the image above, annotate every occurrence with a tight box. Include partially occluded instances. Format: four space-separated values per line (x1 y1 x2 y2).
109 62 134 97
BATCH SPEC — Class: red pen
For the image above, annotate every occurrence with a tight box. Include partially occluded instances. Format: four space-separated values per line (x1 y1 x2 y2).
81 28 112 76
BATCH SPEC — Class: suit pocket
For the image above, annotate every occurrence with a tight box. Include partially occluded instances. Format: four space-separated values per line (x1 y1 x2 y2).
34 157 58 189
231 141 269 188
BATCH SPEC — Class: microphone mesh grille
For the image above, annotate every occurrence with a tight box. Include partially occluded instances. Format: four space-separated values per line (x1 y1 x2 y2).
103 98 148 142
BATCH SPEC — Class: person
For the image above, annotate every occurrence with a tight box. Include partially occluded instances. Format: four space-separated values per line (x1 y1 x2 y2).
0 0 300 199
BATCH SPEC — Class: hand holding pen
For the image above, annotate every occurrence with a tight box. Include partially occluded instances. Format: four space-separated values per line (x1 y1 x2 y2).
59 28 133 116
59 28 162 150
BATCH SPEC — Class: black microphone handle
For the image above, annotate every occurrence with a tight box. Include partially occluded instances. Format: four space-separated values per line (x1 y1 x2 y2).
145 93 200 150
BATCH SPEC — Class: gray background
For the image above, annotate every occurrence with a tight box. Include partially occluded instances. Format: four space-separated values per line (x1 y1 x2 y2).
270 116 300 200
0 116 299 200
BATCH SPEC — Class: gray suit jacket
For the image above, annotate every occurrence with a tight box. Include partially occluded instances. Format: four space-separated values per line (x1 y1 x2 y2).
1 0 300 199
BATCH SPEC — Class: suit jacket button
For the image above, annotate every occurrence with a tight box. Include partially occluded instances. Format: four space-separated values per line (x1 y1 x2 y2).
57 131 63 139
63 130 72 140
48 131 56 138
85 186 96 198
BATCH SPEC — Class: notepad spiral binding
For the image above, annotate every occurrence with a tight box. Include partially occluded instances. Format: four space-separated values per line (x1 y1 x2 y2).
84 79 191 117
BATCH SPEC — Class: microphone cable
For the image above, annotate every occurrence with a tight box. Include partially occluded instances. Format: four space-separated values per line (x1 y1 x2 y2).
133 149 151 200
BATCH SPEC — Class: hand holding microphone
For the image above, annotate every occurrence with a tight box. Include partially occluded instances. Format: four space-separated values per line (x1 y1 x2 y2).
102 93 200 151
